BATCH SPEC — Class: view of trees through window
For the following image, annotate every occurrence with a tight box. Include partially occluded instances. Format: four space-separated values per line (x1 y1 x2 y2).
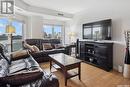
43 25 62 41
0 18 23 51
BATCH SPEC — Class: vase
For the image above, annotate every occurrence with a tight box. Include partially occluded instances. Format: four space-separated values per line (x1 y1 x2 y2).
123 48 130 78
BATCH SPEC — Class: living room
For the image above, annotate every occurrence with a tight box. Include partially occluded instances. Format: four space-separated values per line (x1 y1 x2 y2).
0 0 130 87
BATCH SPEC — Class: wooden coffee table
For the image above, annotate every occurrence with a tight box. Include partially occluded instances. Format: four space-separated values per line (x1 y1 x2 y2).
49 53 82 86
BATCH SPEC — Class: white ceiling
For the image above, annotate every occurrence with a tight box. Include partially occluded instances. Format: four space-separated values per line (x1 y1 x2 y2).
22 0 130 14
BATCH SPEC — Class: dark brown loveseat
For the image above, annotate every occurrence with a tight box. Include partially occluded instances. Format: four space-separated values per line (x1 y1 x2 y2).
23 39 69 63
0 44 59 87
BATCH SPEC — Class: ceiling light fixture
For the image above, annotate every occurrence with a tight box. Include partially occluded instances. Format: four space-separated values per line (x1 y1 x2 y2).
57 13 64 16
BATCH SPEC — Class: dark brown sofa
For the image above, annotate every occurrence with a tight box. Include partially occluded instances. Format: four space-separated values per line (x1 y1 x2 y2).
23 39 69 63
0 44 59 87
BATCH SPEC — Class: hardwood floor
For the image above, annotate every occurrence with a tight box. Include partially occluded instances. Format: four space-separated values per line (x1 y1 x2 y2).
40 62 130 87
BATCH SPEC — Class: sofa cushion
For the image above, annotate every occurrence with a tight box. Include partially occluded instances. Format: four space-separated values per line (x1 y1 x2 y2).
0 54 9 77
25 55 39 69
43 48 65 54
43 43 53 50
25 39 41 49
54 44 64 49
9 59 27 74
9 55 40 74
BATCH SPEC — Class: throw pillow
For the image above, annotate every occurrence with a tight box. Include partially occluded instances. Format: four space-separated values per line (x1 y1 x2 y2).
43 43 53 50
54 44 64 49
24 43 35 52
32 45 40 52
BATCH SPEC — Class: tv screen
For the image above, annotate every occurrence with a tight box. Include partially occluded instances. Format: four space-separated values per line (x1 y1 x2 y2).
83 27 92 39
83 19 111 40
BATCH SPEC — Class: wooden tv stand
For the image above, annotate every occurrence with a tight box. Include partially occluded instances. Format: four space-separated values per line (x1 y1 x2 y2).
77 41 113 71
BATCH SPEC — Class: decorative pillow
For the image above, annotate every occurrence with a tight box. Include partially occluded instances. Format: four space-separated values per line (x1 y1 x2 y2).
32 45 40 52
54 44 64 49
11 50 30 61
0 55 9 77
24 43 35 52
43 43 53 50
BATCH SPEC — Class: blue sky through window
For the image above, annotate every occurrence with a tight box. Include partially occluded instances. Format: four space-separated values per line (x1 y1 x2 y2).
54 26 61 33
43 25 52 34
43 25 61 34
0 18 8 34
43 25 62 39
0 18 22 35
12 21 22 35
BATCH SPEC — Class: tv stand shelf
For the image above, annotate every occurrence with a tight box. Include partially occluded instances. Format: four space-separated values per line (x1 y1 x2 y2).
77 41 113 71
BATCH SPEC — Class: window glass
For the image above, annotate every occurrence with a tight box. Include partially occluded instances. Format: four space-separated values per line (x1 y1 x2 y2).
0 18 8 41
12 21 23 51
43 25 53 38
43 25 63 41
54 25 62 40
0 18 23 52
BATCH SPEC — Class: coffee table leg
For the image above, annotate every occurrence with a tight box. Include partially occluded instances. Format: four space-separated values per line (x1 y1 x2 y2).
78 63 81 80
50 59 52 73
63 68 67 86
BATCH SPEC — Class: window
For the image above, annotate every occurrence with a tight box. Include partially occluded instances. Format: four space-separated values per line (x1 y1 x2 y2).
0 18 8 41
12 21 23 51
43 25 63 41
0 18 23 52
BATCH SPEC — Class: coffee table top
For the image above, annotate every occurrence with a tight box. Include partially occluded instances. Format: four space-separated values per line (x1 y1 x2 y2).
49 53 82 66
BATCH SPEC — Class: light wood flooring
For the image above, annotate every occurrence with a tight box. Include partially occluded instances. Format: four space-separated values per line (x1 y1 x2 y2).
40 62 130 87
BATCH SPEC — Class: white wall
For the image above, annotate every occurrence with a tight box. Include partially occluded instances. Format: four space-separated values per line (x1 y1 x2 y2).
27 16 43 39
26 16 66 42
67 8 130 70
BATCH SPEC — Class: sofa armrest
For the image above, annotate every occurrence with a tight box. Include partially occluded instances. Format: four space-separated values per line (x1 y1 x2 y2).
0 72 43 86
10 50 30 61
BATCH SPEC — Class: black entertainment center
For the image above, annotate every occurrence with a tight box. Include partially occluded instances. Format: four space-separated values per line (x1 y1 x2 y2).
77 41 113 71
76 19 113 71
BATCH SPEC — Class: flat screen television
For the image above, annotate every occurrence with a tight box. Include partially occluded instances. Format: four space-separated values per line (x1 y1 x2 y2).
83 19 112 40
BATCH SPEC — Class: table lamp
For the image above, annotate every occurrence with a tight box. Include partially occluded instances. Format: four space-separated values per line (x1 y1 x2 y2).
6 25 15 52
68 32 77 44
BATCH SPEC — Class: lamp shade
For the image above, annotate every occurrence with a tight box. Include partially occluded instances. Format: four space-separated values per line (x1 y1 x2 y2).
6 25 15 33
68 32 77 37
